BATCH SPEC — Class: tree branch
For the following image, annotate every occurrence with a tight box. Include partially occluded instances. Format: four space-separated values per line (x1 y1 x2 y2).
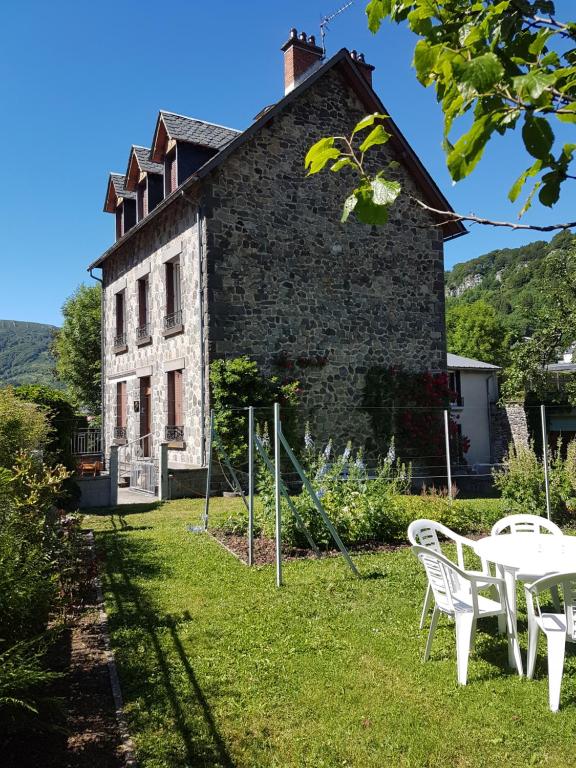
411 197 576 232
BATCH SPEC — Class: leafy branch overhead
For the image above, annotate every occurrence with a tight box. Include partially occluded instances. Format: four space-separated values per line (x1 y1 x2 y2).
365 0 576 216
305 113 402 225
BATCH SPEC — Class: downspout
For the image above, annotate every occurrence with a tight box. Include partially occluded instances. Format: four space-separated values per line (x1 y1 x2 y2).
89 267 106 464
196 205 207 466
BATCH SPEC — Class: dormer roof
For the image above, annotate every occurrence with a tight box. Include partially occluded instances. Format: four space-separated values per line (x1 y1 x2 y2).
103 173 136 213
124 146 163 191
151 111 240 162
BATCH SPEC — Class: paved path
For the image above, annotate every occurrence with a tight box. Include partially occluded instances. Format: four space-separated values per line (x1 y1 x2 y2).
117 487 157 505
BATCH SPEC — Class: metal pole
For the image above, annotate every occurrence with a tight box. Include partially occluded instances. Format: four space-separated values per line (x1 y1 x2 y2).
203 410 214 530
274 403 282 587
444 409 453 500
541 404 551 520
248 406 254 566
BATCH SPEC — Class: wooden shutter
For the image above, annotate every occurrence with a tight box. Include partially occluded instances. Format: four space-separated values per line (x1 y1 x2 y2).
165 150 177 195
166 262 174 315
116 382 126 427
174 370 183 426
115 292 124 335
138 278 148 327
115 205 123 240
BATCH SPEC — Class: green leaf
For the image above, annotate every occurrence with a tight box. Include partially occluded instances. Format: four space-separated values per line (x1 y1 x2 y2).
366 0 391 34
304 138 341 175
447 117 493 181
519 180 541 217
539 174 561 207
413 41 439 85
508 159 542 203
352 113 388 135
341 193 358 223
522 116 554 160
458 53 504 94
371 176 401 205
330 157 355 173
359 125 391 153
354 187 391 225
513 72 555 100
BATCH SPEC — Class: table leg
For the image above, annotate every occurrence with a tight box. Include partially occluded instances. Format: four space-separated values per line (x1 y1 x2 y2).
500 565 523 676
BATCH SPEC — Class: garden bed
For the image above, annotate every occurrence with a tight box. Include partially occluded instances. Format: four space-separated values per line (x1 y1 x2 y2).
211 529 405 565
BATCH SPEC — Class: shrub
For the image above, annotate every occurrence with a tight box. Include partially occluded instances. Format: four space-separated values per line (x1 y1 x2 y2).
0 388 50 470
492 442 570 517
210 356 300 467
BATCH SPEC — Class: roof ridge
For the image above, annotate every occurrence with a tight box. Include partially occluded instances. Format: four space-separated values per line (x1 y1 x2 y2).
159 109 241 133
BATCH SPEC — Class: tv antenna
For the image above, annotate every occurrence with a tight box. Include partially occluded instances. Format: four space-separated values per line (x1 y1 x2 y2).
320 1 355 56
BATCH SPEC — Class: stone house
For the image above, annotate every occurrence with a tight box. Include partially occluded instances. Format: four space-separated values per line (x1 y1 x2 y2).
89 31 465 491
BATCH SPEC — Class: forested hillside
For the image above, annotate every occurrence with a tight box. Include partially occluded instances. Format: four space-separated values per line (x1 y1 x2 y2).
445 230 576 340
0 319 61 387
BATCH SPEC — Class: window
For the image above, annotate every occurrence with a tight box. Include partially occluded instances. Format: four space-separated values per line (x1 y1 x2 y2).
449 370 463 407
166 370 184 442
164 259 182 332
165 149 177 196
115 381 127 441
136 277 150 342
114 291 126 349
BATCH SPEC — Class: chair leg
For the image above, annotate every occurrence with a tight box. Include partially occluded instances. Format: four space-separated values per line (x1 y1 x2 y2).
526 615 539 680
545 630 566 712
423 606 439 662
497 613 506 636
455 612 475 686
420 584 433 630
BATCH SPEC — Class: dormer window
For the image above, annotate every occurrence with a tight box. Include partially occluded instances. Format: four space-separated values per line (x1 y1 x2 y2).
124 146 164 222
104 173 136 241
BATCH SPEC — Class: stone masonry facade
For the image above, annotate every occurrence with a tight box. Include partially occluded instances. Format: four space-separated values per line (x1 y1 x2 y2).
204 67 446 447
100 57 449 472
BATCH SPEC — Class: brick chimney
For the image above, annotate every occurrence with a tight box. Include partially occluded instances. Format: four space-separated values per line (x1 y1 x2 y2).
281 28 323 95
349 50 375 87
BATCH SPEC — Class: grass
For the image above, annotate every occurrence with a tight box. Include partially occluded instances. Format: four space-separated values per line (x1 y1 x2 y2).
87 497 576 768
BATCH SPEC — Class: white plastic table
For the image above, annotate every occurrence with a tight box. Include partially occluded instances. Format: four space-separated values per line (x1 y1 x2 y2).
473 534 576 676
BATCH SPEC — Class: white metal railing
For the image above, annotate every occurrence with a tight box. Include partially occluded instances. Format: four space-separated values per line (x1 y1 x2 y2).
71 428 102 456
118 432 153 473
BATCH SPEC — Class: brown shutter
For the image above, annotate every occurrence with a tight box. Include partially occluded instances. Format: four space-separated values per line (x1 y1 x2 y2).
174 370 183 426
167 371 175 425
116 382 126 427
138 278 148 327
115 206 123 240
115 292 124 335
166 262 174 315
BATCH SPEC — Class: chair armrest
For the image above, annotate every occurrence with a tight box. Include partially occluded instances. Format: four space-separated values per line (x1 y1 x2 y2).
466 573 506 587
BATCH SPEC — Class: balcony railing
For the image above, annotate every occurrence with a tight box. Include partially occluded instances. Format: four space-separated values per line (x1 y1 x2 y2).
450 395 465 408
136 323 150 341
113 332 127 348
71 428 102 456
165 425 184 442
163 309 183 331
114 425 127 440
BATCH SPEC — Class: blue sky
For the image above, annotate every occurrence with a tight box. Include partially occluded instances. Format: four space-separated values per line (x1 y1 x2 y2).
0 0 573 326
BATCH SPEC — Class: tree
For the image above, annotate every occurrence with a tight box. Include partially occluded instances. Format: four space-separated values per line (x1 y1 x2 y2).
446 299 510 365
306 1 576 230
502 238 576 400
52 284 101 416
14 385 83 469
0 388 50 470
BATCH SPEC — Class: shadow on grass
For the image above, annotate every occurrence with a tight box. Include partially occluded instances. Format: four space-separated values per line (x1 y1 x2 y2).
99 529 235 768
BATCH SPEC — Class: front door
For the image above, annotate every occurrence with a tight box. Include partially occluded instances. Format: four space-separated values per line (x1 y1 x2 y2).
139 376 151 457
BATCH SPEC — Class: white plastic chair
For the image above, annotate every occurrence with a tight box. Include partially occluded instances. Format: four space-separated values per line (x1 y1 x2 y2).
491 513 563 537
412 545 511 685
525 572 576 711
408 519 492 629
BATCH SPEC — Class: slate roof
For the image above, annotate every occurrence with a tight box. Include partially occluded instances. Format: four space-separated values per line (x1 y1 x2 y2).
132 146 163 175
159 111 240 149
110 174 136 200
447 353 500 371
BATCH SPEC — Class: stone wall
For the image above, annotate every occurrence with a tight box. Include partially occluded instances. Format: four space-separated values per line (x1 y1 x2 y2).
101 194 208 468
204 67 446 450
490 403 530 463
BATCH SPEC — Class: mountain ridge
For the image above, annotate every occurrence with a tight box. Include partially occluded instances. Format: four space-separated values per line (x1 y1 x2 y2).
0 319 61 388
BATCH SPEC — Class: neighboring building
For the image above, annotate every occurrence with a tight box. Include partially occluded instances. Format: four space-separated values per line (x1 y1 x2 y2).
89 31 465 490
447 353 500 467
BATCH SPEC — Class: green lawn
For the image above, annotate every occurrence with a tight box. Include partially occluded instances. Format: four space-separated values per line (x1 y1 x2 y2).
87 498 576 768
